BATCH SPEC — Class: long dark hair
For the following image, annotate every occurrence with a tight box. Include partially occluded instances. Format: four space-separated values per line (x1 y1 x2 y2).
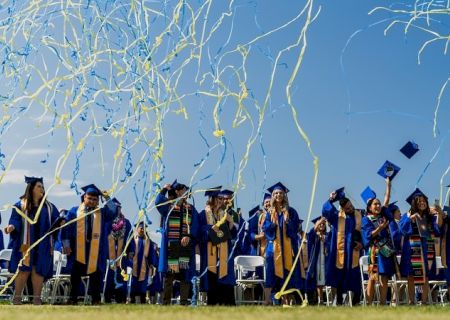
20 181 45 212
366 198 379 215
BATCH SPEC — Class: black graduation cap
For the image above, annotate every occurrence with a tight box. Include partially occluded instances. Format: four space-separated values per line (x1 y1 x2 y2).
332 187 346 202
406 188 428 205
311 216 322 224
263 193 271 202
112 198 122 207
219 189 234 198
204 186 222 197
24 176 43 184
377 160 401 180
81 184 102 196
267 182 289 194
171 179 187 190
360 186 377 204
400 141 419 159
208 223 231 245
248 205 260 217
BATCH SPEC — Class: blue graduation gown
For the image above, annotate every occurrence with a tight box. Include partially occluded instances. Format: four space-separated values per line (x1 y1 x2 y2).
361 207 398 276
398 213 440 278
305 227 330 292
130 236 157 294
262 207 300 290
322 200 361 294
199 209 237 291
8 200 60 279
61 200 118 274
105 218 132 296
248 212 263 256
155 191 200 281
0 214 4 269
149 240 163 295
232 212 248 257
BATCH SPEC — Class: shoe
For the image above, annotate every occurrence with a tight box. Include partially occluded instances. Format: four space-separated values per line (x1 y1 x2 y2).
33 298 42 305
12 296 22 305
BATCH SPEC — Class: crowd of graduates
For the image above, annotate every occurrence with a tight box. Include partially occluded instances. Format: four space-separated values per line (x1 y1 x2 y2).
1 173 450 307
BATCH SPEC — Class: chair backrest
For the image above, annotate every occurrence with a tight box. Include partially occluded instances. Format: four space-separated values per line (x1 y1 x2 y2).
359 255 369 274
195 254 200 272
436 256 443 269
53 251 63 274
0 249 12 261
234 255 265 269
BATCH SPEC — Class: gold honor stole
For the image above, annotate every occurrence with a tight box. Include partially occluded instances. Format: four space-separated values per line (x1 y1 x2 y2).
132 236 150 281
108 235 124 267
206 206 228 279
258 212 267 257
20 200 52 267
76 204 102 274
336 210 361 269
273 209 293 279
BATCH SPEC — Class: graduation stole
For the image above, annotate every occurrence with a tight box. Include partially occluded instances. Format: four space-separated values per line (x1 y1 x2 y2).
20 199 52 267
336 209 361 269
299 238 309 279
132 236 150 281
272 208 293 279
76 204 102 274
257 211 267 256
108 234 124 267
206 205 228 279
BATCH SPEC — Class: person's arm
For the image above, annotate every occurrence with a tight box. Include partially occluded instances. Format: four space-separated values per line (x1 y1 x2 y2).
155 184 172 216
398 212 413 236
322 200 338 226
262 212 276 241
383 178 391 207
5 205 22 235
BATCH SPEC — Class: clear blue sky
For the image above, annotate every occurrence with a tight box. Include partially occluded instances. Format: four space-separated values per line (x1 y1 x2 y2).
0 0 449 243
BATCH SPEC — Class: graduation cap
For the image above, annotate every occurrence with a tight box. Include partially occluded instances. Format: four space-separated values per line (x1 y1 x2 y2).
360 186 377 204
112 198 122 207
332 187 346 202
171 179 187 190
267 182 289 194
81 184 102 196
204 186 222 197
248 205 260 217
388 201 399 212
311 216 322 224
400 141 419 159
377 160 401 180
24 176 43 184
135 220 146 228
263 193 272 202
406 188 428 205
218 189 234 198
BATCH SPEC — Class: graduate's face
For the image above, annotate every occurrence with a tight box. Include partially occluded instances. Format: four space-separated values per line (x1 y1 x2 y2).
32 182 45 201
416 196 428 212
318 221 326 232
369 199 382 215
393 209 401 221
272 190 284 204
84 194 99 208
263 198 271 209
175 187 188 201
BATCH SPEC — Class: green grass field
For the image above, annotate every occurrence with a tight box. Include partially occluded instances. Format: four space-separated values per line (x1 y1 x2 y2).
1 305 450 320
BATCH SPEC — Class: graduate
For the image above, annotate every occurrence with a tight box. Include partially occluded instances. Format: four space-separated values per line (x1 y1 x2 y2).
155 180 199 305
104 199 132 303
129 221 157 304
322 188 363 305
398 189 444 304
5 176 60 305
220 189 246 256
361 179 400 305
199 186 237 305
297 220 308 296
261 182 301 305
148 240 163 304
441 195 450 296
305 216 330 305
61 184 119 305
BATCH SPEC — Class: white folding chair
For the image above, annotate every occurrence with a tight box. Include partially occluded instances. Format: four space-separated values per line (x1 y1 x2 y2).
359 255 372 306
429 256 448 306
0 249 14 300
234 255 265 305
45 251 71 304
